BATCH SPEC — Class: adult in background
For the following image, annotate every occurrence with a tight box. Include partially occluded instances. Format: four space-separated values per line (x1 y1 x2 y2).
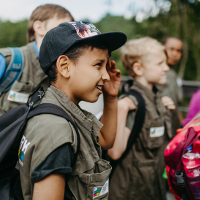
158 36 183 137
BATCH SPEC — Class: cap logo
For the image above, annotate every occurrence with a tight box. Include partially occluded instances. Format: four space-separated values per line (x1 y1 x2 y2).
69 21 100 38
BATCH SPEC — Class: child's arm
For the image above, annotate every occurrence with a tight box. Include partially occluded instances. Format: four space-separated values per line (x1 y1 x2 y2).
33 174 65 200
107 97 136 160
97 59 120 150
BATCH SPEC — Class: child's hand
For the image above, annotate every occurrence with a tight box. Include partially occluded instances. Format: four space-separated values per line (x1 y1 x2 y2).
161 96 176 110
103 59 121 98
118 97 137 111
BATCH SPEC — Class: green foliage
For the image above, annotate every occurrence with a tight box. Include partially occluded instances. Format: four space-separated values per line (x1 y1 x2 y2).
0 0 199 81
0 19 28 48
94 1 200 80
136 0 200 81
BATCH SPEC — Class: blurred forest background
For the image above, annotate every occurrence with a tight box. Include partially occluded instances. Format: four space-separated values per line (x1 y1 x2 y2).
0 0 199 81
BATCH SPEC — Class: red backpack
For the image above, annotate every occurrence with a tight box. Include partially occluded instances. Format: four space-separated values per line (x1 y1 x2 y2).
164 113 200 200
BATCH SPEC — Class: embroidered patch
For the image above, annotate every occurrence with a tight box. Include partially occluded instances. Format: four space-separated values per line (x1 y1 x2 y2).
93 180 109 199
7 90 29 103
18 135 30 166
150 126 164 137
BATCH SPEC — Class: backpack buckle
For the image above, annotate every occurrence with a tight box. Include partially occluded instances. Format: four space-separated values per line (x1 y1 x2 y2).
175 171 185 187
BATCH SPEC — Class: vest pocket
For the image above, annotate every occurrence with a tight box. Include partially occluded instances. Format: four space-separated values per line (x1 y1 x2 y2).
71 159 111 200
87 160 111 199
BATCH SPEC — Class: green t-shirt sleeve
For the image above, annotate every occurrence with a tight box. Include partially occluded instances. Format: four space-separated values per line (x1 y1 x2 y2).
119 94 138 131
126 109 136 130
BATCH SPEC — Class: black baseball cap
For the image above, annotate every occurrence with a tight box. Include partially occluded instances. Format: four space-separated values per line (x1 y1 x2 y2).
39 21 127 74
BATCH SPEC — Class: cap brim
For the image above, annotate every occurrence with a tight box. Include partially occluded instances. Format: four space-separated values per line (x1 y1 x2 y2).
76 32 127 52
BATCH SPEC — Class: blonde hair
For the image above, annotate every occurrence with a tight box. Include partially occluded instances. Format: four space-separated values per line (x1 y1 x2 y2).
27 4 74 42
120 37 165 77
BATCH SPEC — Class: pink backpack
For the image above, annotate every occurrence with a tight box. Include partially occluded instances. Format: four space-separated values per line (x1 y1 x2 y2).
164 113 200 200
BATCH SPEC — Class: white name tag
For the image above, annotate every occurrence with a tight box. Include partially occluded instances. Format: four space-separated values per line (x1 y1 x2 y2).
150 126 164 137
7 90 29 103
93 179 109 199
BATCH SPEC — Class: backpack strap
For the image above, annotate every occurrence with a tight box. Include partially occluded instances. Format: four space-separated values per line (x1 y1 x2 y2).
0 47 24 96
121 89 146 159
175 171 188 200
0 54 6 80
27 103 80 168
109 89 146 177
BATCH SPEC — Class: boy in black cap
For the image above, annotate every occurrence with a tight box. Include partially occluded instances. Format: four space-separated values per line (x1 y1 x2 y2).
18 21 126 200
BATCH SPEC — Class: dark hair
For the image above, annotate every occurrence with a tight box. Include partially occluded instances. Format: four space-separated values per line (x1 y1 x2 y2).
162 36 183 45
47 42 110 84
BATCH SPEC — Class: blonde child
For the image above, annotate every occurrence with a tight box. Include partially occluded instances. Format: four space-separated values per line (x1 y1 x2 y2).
108 37 174 200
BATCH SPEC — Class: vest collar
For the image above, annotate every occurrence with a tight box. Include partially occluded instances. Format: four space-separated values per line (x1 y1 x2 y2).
44 85 102 133
131 80 158 101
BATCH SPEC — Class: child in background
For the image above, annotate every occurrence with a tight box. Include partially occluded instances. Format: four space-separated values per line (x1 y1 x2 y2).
158 36 183 137
18 21 126 200
0 4 74 115
108 37 174 200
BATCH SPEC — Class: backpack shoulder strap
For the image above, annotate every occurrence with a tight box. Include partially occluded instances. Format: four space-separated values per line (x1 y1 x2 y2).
0 47 24 96
175 171 188 200
0 53 6 80
109 89 146 177
122 89 146 159
27 103 80 167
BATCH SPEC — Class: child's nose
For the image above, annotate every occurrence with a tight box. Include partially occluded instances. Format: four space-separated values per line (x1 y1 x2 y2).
101 68 110 82
163 63 169 71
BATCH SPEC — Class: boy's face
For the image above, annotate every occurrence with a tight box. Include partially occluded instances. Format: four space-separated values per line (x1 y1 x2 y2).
164 38 183 66
67 47 110 105
142 49 169 86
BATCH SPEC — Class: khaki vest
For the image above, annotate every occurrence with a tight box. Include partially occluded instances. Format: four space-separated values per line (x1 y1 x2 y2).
0 43 48 115
157 69 183 137
19 86 111 200
109 81 172 200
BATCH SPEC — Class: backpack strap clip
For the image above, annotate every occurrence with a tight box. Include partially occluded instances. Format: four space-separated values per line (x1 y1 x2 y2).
175 171 188 200
175 171 185 187
26 86 45 109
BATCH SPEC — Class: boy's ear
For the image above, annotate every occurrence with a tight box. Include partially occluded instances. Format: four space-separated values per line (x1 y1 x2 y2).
33 20 46 37
132 62 143 76
56 55 71 78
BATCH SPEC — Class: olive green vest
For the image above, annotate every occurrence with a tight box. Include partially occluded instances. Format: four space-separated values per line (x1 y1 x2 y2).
157 68 183 137
109 81 172 200
19 86 111 200
0 43 48 115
